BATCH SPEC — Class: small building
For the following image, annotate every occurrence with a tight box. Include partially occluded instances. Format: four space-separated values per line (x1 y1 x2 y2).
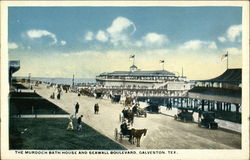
188 68 242 123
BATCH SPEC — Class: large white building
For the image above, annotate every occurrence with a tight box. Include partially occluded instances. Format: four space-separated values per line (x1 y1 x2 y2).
96 65 193 91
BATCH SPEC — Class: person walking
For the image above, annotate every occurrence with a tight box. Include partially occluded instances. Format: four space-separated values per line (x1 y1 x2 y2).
75 102 79 117
94 103 99 114
77 115 83 131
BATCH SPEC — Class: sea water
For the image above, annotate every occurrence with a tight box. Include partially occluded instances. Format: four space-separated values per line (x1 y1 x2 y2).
15 76 96 85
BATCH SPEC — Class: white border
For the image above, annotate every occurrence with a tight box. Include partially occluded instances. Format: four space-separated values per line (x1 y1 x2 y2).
1 1 249 160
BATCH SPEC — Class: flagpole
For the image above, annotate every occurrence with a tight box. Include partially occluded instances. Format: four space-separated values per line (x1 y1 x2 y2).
227 52 229 70
163 62 164 71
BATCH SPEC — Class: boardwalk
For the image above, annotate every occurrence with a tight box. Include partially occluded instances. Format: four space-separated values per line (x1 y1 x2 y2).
33 83 241 149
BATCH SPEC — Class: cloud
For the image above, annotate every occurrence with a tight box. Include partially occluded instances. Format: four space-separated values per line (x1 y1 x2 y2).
88 16 136 46
61 40 66 46
135 41 143 47
218 36 226 42
85 31 94 41
224 47 241 55
106 16 136 45
8 42 18 49
96 30 108 42
226 25 242 42
26 29 57 45
107 17 136 35
218 24 242 43
179 40 217 50
84 17 168 48
208 42 217 49
142 32 168 47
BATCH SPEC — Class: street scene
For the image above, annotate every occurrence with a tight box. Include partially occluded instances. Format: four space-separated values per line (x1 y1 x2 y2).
9 81 241 149
6 4 246 156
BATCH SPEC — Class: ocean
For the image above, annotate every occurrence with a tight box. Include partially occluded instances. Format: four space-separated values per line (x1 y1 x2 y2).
14 76 96 85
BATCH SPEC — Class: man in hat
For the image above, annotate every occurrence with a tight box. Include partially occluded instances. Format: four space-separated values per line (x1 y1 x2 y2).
120 120 133 143
94 103 99 114
75 102 80 117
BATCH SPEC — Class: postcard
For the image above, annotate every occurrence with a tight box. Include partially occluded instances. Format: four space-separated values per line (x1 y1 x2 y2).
1 1 249 160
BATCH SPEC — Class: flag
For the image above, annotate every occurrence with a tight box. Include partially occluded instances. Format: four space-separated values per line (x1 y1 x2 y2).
129 55 135 59
221 52 228 61
159 60 165 63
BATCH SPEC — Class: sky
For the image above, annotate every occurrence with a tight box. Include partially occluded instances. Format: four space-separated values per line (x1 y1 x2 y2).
8 6 242 80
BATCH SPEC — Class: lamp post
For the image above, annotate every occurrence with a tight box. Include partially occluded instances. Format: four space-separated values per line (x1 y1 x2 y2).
72 74 75 86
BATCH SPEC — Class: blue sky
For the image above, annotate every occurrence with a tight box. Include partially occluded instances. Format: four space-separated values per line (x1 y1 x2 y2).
8 6 242 79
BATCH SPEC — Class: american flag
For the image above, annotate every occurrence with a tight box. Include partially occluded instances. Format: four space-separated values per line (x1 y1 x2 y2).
129 55 135 59
159 60 165 63
221 52 228 61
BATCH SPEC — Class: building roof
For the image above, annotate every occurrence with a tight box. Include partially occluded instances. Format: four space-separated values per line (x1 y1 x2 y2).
130 65 138 69
99 70 175 77
200 68 241 85
9 60 20 74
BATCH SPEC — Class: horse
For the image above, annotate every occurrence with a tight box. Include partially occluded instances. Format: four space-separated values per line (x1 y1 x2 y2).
131 128 147 147
124 97 133 106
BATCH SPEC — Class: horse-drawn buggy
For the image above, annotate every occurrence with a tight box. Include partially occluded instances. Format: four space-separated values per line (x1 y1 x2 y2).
79 88 94 97
114 121 147 147
62 85 70 93
132 104 147 117
110 95 121 103
95 90 103 99
146 101 159 113
120 108 134 125
174 107 194 122
114 121 132 142
198 111 218 129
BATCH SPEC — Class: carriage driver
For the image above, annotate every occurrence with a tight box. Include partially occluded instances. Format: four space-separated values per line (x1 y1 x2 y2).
120 120 133 143
132 103 138 115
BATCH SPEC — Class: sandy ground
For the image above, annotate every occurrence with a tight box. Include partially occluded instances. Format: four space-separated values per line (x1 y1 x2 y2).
31 83 241 149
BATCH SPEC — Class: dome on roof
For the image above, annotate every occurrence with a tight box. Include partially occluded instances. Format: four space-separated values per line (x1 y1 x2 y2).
130 65 138 69
130 65 138 72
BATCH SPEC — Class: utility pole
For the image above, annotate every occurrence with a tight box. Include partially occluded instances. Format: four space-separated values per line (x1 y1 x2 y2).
28 73 31 89
181 67 183 77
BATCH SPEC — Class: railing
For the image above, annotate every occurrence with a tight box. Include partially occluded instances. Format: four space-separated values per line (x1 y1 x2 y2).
96 76 179 82
94 86 188 97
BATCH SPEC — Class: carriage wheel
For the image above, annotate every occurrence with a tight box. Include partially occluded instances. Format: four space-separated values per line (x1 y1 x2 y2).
114 128 118 141
208 124 211 129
